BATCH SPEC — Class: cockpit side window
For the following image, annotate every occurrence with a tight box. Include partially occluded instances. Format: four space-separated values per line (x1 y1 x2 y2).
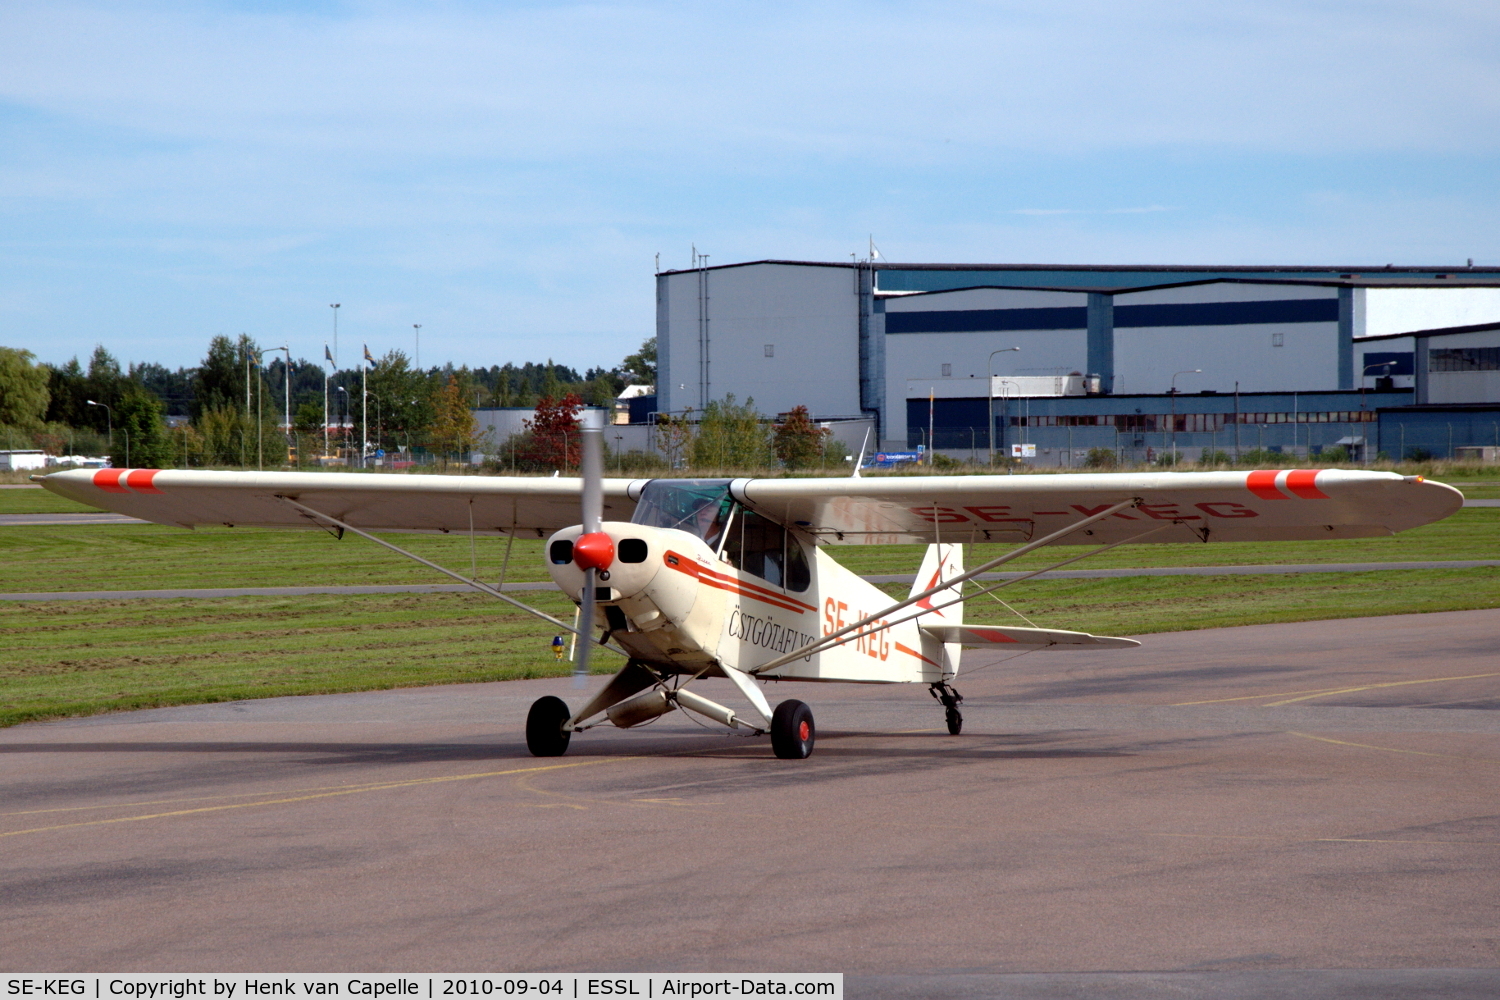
630 480 733 546
720 504 811 592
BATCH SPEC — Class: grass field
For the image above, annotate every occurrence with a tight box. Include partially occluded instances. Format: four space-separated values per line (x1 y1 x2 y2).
3 508 1496 593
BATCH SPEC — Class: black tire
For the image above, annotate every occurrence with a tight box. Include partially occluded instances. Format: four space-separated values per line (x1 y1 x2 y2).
526 696 572 757
770 699 815 759
945 706 963 736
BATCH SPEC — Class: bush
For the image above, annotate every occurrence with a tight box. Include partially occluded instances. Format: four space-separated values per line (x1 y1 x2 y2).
1199 449 1232 467
1317 445 1350 464
1083 447 1118 468
1236 448 1282 466
691 394 772 469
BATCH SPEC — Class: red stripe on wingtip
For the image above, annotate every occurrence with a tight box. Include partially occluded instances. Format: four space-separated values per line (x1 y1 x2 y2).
93 469 128 493
1284 469 1329 499
1245 470 1287 500
969 628 1020 644
124 469 162 494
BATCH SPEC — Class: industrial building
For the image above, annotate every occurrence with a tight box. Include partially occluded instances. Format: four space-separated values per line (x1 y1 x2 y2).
653 261 1500 461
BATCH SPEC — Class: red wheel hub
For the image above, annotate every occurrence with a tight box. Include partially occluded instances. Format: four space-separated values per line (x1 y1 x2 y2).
573 531 615 572
798 720 810 741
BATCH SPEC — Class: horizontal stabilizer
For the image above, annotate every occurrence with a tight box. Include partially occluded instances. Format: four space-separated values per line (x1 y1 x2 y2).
920 624 1140 649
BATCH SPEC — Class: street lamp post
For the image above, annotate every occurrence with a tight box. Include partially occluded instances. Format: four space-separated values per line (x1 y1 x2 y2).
1359 361 1395 463
1169 370 1203 464
86 399 124 466
413 324 421 371
986 347 1022 466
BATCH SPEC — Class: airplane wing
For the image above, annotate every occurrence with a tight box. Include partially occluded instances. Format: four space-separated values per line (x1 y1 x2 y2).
920 624 1140 649
734 469 1462 546
38 468 645 536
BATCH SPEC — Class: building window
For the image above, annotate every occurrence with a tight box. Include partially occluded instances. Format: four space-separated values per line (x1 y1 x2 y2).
941 363 952 376
764 344 774 358
1430 347 1500 372
1272 333 1285 347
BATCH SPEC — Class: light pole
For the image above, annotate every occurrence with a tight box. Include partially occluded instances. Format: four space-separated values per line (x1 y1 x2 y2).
413 324 421 371
86 400 122 465
329 304 340 368
1359 361 1394 464
1169 369 1202 464
986 347 1022 466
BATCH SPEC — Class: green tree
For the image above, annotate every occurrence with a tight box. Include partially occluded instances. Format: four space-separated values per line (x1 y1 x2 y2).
367 350 433 453
192 335 243 419
773 405 829 469
0 347 51 428
428 372 479 462
622 337 657 386
691 394 771 469
112 384 172 468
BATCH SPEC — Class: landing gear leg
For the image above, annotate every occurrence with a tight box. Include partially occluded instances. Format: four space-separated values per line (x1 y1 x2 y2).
928 682 964 736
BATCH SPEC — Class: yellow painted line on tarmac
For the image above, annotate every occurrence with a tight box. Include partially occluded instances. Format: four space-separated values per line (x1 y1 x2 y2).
0 758 624 840
1172 671 1500 707
0 775 466 819
1288 731 1500 764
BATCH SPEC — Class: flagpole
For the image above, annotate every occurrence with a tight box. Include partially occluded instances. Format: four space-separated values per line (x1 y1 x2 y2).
323 346 331 461
361 346 368 469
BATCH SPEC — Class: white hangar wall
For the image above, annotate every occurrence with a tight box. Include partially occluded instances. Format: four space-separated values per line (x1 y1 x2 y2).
657 262 860 419
880 287 1089 443
1111 282 1343 395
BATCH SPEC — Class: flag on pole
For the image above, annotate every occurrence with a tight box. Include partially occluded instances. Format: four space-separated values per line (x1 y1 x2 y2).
325 344 334 364
363 344 375 365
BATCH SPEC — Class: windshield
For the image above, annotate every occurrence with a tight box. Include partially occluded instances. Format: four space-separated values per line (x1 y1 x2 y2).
631 479 734 545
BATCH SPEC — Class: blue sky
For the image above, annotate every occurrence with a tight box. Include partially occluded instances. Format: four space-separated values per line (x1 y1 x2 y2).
3 0 1498 372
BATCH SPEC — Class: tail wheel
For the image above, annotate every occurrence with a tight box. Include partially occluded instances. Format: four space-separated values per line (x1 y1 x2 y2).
770 699 816 759
945 706 963 735
526 696 572 757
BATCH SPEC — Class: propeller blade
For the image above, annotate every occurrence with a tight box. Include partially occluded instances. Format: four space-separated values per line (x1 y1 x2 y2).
580 407 604 533
574 407 606 688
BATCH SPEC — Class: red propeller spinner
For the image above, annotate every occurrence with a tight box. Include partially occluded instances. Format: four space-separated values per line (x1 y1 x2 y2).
573 531 615 572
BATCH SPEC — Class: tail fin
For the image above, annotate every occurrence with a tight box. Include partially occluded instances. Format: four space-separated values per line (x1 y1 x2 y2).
911 543 964 679
910 543 964 626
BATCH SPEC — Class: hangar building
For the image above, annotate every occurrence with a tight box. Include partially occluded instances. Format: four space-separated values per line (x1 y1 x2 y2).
653 261 1500 461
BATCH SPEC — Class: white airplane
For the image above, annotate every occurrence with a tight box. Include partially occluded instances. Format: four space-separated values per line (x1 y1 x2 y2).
38 415 1463 759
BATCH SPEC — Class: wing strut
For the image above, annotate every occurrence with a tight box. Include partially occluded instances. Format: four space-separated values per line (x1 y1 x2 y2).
750 496 1143 675
274 494 625 655
768 521 1176 668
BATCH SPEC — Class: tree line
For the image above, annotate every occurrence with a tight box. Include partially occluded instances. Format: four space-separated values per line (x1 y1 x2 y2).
0 336 657 470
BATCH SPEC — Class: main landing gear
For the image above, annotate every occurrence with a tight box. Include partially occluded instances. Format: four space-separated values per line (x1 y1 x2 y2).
526 695 572 757
929 682 964 735
770 699 816 759
525 692 818 759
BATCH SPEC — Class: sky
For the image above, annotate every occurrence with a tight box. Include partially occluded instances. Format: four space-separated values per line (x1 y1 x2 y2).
3 0 1499 373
